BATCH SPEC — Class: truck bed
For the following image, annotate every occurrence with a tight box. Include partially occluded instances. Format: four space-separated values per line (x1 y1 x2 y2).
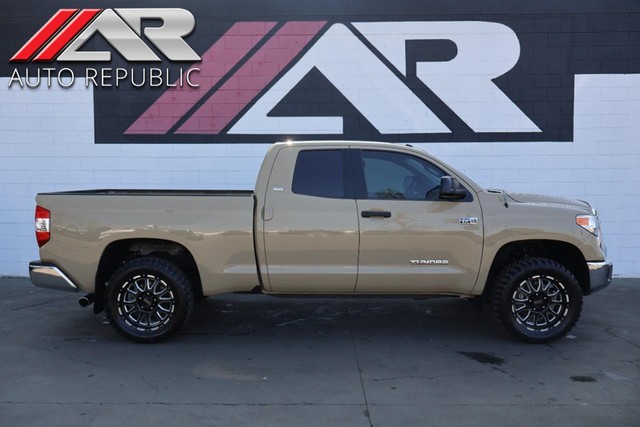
36 190 259 295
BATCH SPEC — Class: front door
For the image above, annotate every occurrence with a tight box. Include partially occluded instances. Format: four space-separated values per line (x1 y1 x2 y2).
353 149 483 294
262 146 359 292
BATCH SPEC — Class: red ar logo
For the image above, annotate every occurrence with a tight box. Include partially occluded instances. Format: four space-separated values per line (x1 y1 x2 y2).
10 8 200 62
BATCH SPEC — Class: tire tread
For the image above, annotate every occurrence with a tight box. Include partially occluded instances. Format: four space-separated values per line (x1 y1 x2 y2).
491 257 583 344
105 257 194 343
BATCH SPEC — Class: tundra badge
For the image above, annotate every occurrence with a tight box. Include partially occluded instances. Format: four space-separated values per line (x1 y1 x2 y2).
410 259 449 265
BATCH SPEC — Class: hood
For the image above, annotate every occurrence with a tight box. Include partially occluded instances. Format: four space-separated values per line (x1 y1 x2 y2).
487 189 592 214
507 192 592 213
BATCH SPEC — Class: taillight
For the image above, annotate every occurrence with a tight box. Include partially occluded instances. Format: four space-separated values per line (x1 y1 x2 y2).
35 205 50 247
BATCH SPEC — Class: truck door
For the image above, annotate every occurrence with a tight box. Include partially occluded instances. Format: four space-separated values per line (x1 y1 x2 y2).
262 146 359 292
353 149 483 294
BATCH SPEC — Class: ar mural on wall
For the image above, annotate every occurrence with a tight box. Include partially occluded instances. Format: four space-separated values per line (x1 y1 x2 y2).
7 7 636 144
126 21 538 139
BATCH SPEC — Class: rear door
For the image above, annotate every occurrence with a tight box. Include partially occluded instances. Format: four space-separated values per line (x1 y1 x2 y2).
262 146 359 292
353 149 483 294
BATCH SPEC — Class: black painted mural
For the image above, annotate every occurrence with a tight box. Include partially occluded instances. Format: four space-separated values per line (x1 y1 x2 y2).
2 1 639 144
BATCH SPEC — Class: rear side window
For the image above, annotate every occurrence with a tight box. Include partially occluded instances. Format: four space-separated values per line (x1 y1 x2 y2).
292 150 345 198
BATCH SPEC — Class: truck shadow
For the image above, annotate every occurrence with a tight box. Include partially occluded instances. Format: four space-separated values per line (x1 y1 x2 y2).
180 294 503 343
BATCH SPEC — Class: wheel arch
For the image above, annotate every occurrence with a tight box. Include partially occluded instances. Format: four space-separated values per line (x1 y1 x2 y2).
93 238 202 313
483 239 589 298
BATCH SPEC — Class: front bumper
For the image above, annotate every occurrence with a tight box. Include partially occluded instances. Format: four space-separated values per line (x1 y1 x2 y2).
587 261 613 294
29 261 79 292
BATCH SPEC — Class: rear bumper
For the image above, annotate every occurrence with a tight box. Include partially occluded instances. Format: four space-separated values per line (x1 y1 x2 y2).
29 261 79 292
587 261 613 294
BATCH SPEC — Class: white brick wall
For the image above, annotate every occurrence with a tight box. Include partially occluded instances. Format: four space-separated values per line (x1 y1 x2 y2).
0 74 639 276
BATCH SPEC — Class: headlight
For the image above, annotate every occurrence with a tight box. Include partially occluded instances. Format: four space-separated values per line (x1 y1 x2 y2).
576 214 599 236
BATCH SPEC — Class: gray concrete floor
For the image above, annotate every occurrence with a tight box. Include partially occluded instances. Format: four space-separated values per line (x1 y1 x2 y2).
0 277 638 426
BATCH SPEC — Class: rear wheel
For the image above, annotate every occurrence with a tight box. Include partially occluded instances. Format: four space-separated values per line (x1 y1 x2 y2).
105 257 194 343
491 257 582 343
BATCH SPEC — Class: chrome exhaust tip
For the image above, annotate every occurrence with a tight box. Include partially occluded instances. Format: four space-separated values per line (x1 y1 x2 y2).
78 294 95 308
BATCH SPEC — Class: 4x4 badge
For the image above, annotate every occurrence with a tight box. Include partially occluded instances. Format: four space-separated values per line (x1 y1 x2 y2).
459 217 479 225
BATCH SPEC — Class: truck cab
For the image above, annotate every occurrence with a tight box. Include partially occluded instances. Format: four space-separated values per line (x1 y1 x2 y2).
256 142 483 295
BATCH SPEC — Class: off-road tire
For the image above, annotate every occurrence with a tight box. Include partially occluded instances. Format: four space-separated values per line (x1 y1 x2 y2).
491 257 583 344
105 257 194 343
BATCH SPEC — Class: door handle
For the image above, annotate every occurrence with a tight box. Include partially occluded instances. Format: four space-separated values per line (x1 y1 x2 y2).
262 205 274 221
361 210 391 218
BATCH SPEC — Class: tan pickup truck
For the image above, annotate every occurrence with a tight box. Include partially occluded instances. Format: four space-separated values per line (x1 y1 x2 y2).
29 141 612 343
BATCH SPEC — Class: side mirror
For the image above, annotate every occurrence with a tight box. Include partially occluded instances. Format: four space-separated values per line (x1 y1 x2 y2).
439 176 467 200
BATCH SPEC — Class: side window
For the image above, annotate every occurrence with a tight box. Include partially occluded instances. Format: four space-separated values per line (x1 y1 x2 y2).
292 150 346 198
361 150 444 200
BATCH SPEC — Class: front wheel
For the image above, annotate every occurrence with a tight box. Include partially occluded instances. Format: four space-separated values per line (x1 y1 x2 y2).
491 257 583 343
105 257 195 343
